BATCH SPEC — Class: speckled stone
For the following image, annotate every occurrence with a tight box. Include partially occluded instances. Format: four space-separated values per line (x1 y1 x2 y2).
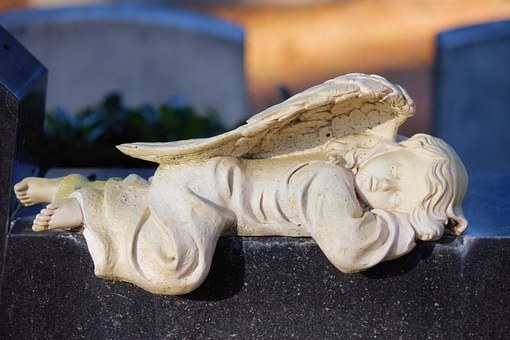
1 229 509 339
0 25 46 296
2 173 510 339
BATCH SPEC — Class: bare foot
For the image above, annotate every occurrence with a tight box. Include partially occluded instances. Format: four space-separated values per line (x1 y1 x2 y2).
32 198 83 232
14 177 63 206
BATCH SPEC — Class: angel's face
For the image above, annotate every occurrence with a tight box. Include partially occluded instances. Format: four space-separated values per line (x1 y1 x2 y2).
354 149 430 213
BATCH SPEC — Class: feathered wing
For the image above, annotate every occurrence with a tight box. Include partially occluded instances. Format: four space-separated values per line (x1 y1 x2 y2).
117 73 415 164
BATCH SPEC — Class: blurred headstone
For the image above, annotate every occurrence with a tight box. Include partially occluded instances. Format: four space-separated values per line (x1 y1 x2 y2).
434 19 510 174
0 6 247 127
0 26 47 295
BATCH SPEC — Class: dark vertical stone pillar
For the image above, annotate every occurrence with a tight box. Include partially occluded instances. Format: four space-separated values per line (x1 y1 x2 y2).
434 20 510 173
0 26 47 299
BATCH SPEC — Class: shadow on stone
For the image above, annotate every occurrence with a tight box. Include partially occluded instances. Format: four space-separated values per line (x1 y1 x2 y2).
362 241 437 279
183 237 245 301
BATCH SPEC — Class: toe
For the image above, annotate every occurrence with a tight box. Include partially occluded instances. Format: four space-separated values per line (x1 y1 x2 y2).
46 203 59 210
14 181 28 192
33 219 48 226
40 208 55 216
32 224 47 232
19 200 34 207
35 213 51 222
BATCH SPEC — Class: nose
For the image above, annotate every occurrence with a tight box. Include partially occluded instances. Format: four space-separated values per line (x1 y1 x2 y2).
381 179 396 191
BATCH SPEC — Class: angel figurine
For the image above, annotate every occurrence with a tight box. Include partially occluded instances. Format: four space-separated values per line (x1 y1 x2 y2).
14 74 468 295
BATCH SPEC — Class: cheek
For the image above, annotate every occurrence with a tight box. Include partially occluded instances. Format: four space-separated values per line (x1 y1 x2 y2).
361 191 393 209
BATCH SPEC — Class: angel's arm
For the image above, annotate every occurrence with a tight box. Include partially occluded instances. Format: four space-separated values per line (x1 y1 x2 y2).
296 163 416 273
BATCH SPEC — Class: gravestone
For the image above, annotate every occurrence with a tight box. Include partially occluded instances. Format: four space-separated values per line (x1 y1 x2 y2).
434 19 510 174
0 26 47 299
0 24 509 339
0 5 247 126
2 199 510 338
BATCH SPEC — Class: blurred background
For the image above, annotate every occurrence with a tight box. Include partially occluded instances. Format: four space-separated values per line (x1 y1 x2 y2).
2 0 510 135
1 0 510 172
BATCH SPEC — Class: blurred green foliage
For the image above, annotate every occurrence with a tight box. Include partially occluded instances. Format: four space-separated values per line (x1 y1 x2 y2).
42 93 228 170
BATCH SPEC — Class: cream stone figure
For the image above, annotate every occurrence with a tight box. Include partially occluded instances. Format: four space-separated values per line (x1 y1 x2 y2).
14 74 468 295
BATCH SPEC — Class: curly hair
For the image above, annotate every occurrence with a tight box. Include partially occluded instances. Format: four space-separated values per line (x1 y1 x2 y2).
400 134 468 240
323 133 468 240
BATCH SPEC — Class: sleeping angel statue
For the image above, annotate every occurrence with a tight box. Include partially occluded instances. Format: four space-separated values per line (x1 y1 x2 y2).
13 74 468 295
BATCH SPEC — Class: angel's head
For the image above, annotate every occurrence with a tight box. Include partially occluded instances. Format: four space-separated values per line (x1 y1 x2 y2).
331 134 468 241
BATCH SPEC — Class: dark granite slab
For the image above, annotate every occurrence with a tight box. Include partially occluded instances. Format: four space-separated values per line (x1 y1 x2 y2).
462 173 510 236
2 170 508 338
0 230 508 339
0 26 46 303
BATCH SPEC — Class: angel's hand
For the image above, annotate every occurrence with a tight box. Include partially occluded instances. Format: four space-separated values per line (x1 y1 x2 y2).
327 140 349 153
325 140 350 165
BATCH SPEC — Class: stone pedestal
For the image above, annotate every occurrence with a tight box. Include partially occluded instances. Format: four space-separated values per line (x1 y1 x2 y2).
1 231 509 338
0 26 46 299
1 174 509 338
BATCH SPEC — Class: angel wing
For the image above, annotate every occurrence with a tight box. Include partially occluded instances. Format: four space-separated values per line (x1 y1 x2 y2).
117 73 415 164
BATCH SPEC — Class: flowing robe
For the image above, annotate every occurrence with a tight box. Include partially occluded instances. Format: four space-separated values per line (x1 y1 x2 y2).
60 156 416 295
